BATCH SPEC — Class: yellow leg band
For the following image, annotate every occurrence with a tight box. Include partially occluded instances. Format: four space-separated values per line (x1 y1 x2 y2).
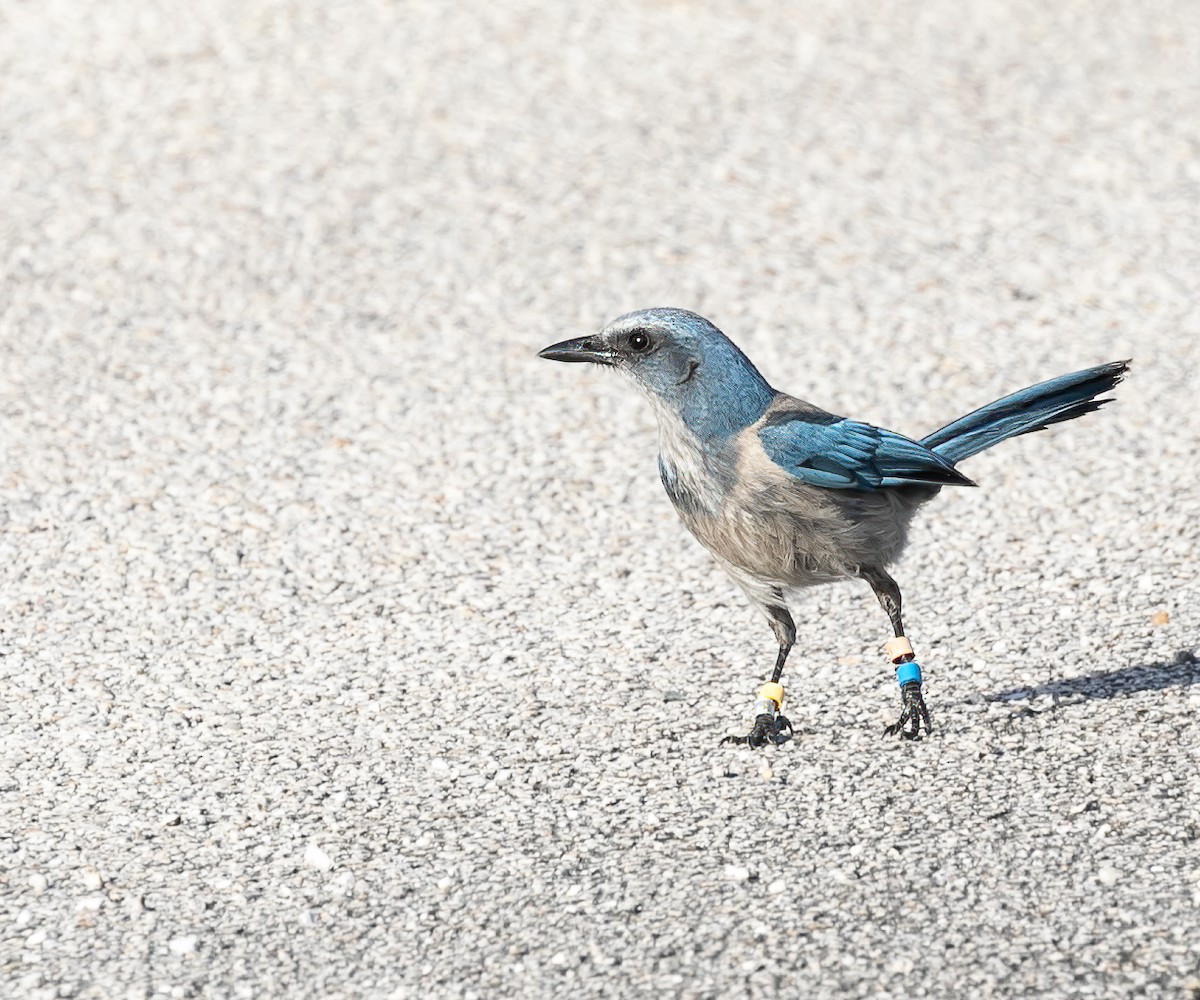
885 636 914 664
757 682 784 709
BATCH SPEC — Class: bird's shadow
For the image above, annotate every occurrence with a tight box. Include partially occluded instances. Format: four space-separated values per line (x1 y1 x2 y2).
987 650 1199 704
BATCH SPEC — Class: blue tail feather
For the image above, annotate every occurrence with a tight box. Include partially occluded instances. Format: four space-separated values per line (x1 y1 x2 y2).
920 361 1129 465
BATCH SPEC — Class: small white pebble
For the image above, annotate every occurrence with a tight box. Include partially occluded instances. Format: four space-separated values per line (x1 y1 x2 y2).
330 871 356 897
767 879 787 895
1097 865 1121 886
304 844 334 872
168 935 197 955
81 868 103 891
29 873 48 893
724 864 750 883
758 762 774 780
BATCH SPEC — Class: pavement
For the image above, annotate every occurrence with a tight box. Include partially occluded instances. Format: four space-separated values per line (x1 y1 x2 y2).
2 0 1199 997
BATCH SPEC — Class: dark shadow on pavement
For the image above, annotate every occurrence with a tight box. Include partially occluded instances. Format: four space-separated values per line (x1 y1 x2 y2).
988 650 1199 704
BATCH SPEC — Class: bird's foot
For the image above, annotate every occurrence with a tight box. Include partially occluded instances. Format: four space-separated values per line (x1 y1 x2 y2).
722 712 793 748
721 683 793 748
883 680 932 740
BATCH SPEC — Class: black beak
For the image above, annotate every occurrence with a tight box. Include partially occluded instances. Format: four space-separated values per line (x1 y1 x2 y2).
537 336 615 365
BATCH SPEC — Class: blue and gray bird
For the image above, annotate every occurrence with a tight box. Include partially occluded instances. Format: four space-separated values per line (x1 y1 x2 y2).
539 309 1127 746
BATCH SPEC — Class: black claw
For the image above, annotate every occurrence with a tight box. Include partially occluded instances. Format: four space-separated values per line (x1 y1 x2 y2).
721 712 794 748
884 681 933 741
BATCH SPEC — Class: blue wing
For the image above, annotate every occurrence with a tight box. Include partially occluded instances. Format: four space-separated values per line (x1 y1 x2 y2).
759 410 975 490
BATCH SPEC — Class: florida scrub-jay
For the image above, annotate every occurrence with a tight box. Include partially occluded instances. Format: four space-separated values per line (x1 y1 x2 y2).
540 308 1126 747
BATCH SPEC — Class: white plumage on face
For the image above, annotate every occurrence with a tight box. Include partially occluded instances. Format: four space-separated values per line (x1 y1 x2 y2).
598 308 777 443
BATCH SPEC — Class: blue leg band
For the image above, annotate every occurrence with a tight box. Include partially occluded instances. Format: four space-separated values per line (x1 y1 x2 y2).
895 661 922 688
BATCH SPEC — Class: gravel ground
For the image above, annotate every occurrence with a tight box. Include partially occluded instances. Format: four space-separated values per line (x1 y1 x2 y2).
2 1 1199 997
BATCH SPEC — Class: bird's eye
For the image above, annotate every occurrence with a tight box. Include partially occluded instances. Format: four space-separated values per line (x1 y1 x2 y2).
628 331 651 352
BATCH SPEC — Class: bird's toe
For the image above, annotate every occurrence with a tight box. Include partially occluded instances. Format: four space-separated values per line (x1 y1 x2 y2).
883 682 933 741
721 712 793 749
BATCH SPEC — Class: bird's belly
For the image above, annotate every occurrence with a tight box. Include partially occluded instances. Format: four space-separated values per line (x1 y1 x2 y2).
676 485 914 587
693 506 853 585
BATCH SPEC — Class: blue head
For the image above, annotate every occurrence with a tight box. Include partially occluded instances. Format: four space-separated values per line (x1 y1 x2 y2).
539 308 775 441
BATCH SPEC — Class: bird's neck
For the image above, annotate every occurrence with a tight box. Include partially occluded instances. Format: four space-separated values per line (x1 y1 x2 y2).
652 399 742 516
648 359 774 516
678 390 771 441
672 358 775 442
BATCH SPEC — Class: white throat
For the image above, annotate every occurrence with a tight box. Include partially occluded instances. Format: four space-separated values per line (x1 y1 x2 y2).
649 396 721 515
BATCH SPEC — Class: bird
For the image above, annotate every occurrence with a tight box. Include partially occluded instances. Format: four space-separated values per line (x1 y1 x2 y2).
539 308 1127 747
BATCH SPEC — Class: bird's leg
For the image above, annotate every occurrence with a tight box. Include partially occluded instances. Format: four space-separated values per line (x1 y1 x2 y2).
863 569 932 740
721 593 795 748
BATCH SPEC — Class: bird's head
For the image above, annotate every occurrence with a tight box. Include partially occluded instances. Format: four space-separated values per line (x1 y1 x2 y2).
538 307 775 439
